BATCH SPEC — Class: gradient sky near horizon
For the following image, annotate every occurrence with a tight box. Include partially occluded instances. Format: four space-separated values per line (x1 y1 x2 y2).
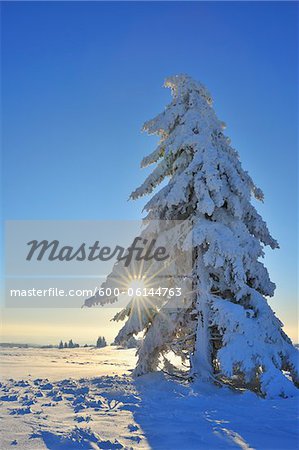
1 1 298 344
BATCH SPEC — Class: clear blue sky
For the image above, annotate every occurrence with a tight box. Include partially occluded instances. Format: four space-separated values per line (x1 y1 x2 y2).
1 1 298 343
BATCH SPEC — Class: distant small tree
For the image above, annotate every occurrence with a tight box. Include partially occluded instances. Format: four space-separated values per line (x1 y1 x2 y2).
68 339 74 348
96 336 107 348
58 340 63 349
64 342 68 348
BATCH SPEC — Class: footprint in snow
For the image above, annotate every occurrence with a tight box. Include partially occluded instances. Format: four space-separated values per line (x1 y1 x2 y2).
0 394 18 402
74 415 92 423
38 428 124 449
40 382 53 390
10 406 31 415
128 424 139 432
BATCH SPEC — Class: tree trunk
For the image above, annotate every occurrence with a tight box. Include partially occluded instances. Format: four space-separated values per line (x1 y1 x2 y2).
190 253 212 380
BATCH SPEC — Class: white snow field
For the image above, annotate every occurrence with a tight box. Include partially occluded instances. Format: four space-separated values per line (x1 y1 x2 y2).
0 346 298 450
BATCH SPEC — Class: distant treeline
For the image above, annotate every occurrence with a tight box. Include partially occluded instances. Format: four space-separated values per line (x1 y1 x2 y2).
58 336 108 349
0 336 113 349
58 339 79 349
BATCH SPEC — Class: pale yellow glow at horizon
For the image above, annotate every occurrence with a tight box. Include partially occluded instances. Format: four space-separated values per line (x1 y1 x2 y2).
0 299 298 346
0 308 122 345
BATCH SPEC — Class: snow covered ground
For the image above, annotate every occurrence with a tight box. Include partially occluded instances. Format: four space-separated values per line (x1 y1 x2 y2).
0 346 298 450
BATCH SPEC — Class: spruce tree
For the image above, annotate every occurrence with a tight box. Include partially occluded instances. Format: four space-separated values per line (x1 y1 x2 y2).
86 75 298 397
96 336 107 348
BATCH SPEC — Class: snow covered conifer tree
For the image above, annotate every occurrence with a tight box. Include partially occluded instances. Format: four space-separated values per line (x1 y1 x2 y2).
86 75 298 397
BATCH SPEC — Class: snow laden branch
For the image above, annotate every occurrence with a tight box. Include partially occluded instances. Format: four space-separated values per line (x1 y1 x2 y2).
85 74 298 398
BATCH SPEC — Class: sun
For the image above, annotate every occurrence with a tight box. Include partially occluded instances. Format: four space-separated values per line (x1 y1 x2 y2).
127 276 147 298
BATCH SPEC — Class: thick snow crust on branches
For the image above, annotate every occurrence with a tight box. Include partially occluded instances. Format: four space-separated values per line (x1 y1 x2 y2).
86 75 298 397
